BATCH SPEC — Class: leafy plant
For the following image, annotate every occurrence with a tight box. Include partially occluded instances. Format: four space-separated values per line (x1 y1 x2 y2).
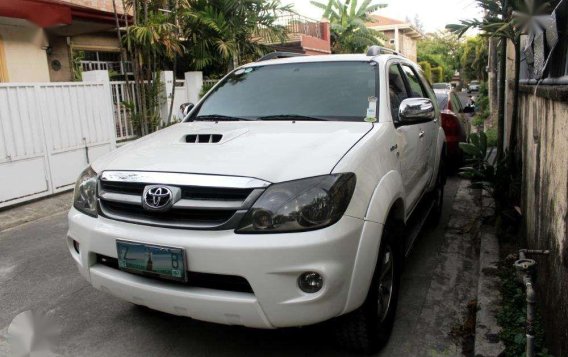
310 0 387 54
180 0 289 70
199 81 216 98
419 61 432 82
72 50 85 81
459 132 518 212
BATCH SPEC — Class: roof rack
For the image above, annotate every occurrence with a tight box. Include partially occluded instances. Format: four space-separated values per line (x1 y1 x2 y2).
256 51 306 62
366 45 400 57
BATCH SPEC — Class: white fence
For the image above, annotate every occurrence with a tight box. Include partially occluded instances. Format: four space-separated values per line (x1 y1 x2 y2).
0 82 116 208
110 81 137 141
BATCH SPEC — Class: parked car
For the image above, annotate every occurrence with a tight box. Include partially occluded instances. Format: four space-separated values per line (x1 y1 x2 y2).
433 82 452 91
68 47 446 353
467 80 480 93
435 90 474 167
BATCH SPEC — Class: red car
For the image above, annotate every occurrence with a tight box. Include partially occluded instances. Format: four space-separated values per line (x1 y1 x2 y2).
435 90 474 167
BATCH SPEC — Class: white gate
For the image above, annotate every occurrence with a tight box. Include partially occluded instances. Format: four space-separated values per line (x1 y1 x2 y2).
0 82 116 208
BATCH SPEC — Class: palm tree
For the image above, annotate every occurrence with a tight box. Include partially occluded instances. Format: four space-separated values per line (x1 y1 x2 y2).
115 0 185 135
180 0 289 70
310 0 387 54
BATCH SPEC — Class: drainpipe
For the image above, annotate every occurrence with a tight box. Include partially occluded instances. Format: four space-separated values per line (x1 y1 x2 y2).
514 249 550 357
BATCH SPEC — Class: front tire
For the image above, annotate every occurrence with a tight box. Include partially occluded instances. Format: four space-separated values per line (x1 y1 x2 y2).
335 227 402 354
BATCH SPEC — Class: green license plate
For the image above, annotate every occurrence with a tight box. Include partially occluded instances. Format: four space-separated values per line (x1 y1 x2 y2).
116 241 187 282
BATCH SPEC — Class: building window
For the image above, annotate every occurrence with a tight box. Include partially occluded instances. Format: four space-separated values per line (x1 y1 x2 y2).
80 50 131 74
0 34 8 82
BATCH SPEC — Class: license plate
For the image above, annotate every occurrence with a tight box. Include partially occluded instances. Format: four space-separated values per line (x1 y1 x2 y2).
116 241 187 282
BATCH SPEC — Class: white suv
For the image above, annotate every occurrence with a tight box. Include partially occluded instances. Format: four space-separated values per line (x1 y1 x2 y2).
68 47 446 353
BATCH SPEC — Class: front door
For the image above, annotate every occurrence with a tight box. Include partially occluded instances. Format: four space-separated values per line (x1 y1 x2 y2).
388 63 423 212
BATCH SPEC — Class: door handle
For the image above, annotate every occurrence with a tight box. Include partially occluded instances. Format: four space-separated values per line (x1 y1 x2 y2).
418 130 425 138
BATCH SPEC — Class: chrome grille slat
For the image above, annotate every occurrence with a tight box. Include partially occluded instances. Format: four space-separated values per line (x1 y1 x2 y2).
97 171 269 230
100 171 270 189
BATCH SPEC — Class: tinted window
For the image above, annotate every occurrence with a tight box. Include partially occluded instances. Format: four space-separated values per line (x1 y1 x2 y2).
450 93 462 113
388 64 409 121
401 65 426 98
435 93 449 110
194 62 376 122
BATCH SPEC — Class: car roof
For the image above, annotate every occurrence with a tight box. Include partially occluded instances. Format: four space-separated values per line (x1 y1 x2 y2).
240 53 406 68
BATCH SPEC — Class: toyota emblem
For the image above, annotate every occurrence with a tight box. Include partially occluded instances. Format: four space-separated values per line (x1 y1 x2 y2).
142 186 174 211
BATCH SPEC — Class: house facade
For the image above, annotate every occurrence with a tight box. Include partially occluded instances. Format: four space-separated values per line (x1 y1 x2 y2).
0 0 125 83
365 15 422 62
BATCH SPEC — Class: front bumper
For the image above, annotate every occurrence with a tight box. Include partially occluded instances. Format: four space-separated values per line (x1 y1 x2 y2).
67 208 365 328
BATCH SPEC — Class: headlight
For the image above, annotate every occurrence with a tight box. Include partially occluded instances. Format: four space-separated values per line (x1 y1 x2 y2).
236 173 356 233
73 166 98 217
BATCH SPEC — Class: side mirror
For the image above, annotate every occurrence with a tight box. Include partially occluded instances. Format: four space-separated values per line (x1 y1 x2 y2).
179 102 195 119
398 98 436 124
462 105 475 114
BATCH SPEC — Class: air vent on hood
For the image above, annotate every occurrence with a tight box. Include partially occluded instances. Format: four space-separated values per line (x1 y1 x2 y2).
185 134 223 143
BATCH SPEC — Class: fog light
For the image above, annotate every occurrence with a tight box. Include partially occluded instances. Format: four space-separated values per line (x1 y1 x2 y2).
73 240 80 254
298 272 323 293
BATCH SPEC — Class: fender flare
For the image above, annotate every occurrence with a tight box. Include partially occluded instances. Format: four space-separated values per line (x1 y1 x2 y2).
342 171 405 313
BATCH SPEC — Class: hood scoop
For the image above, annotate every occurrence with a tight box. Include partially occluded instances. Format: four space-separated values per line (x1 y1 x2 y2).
185 134 223 143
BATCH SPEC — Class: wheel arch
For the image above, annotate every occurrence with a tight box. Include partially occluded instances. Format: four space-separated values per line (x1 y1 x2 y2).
342 172 406 314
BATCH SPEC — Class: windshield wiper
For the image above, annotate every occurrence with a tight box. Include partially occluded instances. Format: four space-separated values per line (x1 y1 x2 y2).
258 114 329 121
194 114 251 121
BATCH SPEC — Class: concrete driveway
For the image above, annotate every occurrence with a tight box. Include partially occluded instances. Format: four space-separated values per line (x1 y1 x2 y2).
0 176 480 356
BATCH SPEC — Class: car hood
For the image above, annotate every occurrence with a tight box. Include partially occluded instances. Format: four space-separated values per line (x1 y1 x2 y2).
92 121 373 183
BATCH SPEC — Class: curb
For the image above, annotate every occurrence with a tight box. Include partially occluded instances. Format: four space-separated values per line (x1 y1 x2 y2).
474 196 506 356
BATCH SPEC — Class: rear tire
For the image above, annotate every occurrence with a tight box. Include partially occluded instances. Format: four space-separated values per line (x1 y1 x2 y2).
335 227 402 354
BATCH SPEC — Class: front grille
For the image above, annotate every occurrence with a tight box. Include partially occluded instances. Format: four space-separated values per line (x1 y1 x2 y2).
102 201 235 224
100 181 253 201
97 171 268 230
96 254 254 294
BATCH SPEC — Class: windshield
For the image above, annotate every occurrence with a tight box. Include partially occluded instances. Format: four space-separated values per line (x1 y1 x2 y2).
191 61 377 122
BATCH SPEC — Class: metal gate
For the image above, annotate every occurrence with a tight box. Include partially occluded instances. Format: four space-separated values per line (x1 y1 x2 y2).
0 82 116 208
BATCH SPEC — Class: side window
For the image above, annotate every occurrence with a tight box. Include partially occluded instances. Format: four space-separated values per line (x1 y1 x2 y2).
401 65 427 98
388 64 409 121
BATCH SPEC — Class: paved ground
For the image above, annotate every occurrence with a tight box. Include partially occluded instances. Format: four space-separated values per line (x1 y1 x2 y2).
0 176 483 356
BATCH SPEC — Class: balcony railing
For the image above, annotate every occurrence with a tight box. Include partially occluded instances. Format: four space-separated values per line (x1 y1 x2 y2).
81 60 133 75
274 11 323 40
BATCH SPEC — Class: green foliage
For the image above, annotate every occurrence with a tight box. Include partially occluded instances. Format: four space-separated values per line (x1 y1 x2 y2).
419 61 432 82
180 0 289 70
417 31 462 82
497 258 553 357
485 127 497 147
311 0 387 54
460 36 488 82
431 66 443 83
472 81 491 128
459 132 518 208
199 81 217 98
72 50 84 81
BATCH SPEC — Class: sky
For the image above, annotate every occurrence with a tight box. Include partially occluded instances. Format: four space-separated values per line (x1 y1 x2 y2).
280 0 484 33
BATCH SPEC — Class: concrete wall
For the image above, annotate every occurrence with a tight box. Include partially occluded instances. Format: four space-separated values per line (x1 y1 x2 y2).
519 84 568 355
59 0 125 13
0 18 50 82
